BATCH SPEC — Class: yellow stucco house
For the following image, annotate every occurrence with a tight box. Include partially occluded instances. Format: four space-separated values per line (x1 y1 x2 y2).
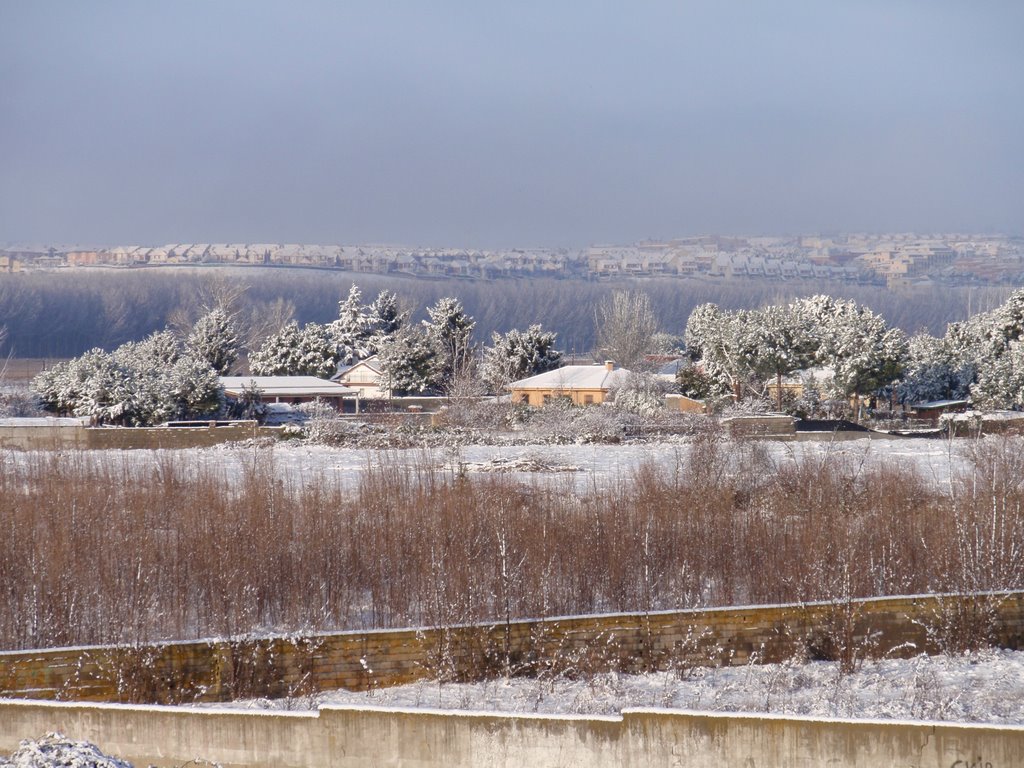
509 361 631 406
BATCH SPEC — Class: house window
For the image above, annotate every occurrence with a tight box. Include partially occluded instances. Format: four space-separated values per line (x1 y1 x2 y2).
583 394 595 405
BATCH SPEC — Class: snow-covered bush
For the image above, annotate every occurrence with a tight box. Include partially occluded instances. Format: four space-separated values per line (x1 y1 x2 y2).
295 400 357 445
523 399 630 443
0 385 39 417
610 372 669 418
0 733 134 768
437 398 526 431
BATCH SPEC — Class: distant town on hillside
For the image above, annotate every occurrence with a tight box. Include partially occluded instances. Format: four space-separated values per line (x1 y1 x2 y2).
2 233 1023 287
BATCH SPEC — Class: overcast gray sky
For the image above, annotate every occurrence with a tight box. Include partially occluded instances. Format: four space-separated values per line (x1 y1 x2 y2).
1 1 1021 248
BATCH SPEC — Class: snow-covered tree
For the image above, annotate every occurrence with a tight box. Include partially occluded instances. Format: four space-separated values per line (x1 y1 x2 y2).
747 304 815 410
896 332 975 405
793 295 907 409
971 340 1024 410
684 304 759 399
163 354 223 420
367 289 406 339
33 326 224 425
594 290 658 369
481 324 561 393
827 309 907 406
990 288 1024 351
377 326 437 396
33 349 124 422
114 329 181 369
424 297 475 389
249 321 338 378
330 285 375 366
675 363 722 399
187 307 239 375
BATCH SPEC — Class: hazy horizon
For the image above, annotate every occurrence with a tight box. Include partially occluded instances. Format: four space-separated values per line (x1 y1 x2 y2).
2 2 1021 248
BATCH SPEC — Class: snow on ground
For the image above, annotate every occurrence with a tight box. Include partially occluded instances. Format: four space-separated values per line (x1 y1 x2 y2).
220 649 1024 724
0 435 969 491
0 733 134 768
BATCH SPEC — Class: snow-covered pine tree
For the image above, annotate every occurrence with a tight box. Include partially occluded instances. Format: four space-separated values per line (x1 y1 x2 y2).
896 332 977 405
367 289 406 340
684 304 759 399
114 329 182 369
424 297 475 389
330 285 375 366
376 326 437 396
971 340 1024 410
164 354 223 420
481 324 561 393
187 307 239 375
249 321 339 378
747 304 815 410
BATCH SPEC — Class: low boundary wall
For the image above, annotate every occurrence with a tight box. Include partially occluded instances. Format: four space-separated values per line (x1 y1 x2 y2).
3 592 1023 705
0 421 279 450
1 699 1023 768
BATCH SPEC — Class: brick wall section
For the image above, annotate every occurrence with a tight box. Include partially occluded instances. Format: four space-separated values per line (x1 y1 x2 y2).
2 592 1023 705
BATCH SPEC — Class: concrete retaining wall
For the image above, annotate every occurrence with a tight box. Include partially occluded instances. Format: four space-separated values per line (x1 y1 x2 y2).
1 699 1022 768
3 593 1023 705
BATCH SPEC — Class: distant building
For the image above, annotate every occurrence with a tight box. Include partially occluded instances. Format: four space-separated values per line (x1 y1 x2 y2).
509 361 630 406
220 376 357 410
333 356 386 399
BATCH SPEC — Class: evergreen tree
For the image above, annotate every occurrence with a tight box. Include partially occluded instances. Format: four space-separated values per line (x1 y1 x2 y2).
367 289 406 339
684 304 758 399
377 326 437 395
249 321 338 378
424 297 475 389
187 307 239 375
481 324 561 393
330 285 375 365
971 340 1024 410
747 304 815 410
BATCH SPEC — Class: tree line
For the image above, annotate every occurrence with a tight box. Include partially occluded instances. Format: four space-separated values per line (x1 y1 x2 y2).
0 269 1007 359
28 285 565 424
683 289 1024 413
23 277 1024 424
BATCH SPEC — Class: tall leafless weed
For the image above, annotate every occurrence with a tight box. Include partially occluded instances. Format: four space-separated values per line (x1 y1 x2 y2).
2 436 1023 651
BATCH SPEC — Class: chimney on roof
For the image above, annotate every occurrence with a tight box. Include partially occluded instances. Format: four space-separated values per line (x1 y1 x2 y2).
604 360 615 372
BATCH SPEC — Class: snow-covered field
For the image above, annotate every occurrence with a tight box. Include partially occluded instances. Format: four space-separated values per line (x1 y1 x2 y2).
221 648 1024 724
3 435 968 490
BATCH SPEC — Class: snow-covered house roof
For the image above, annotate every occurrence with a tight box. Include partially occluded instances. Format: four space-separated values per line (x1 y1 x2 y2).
220 376 356 399
509 364 630 392
655 358 687 378
911 399 969 409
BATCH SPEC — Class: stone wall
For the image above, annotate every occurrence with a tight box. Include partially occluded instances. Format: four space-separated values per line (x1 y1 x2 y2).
2 699 1023 768
2 593 1022 706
